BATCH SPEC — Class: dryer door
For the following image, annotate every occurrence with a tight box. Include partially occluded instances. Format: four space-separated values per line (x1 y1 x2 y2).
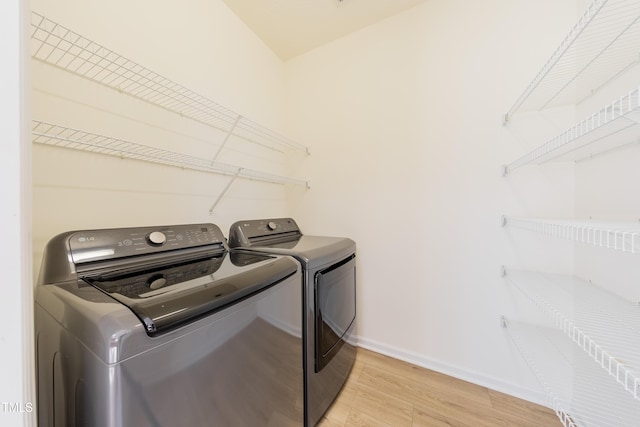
314 254 356 372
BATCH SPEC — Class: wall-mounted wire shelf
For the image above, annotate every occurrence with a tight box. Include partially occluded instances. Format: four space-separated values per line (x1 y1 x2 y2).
503 86 640 175
32 121 309 212
30 11 309 156
502 217 640 254
503 318 640 427
504 0 640 122
503 268 640 401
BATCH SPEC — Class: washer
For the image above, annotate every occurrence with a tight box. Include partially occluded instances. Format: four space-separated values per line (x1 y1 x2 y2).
229 218 356 427
35 223 303 427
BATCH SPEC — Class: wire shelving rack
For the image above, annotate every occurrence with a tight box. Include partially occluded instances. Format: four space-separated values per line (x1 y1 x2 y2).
503 318 640 427
30 11 309 156
32 120 309 213
503 268 640 401
502 217 640 254
504 0 640 122
502 2 640 425
503 86 640 175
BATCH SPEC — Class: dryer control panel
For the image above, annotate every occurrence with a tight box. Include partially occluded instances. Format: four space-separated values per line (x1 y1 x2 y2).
228 218 302 247
68 223 226 265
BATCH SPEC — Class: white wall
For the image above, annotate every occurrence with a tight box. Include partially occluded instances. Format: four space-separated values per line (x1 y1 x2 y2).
31 0 294 274
1 0 34 425
285 0 579 401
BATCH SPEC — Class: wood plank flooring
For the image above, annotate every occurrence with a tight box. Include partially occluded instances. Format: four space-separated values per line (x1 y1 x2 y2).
318 348 561 427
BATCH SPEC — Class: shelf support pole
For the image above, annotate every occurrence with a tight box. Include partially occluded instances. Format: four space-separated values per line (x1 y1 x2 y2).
212 115 242 162
208 168 242 215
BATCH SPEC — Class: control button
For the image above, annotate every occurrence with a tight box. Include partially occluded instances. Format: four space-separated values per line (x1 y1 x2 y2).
122 239 133 246
147 275 167 290
147 231 167 246
267 221 278 231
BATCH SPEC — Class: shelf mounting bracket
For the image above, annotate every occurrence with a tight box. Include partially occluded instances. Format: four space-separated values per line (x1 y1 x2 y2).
208 168 242 215
212 114 242 162
500 315 507 328
500 265 507 277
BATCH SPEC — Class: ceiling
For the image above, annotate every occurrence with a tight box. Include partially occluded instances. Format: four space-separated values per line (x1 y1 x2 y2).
221 0 428 60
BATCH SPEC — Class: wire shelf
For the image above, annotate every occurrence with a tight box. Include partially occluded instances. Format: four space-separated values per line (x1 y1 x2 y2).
502 217 640 254
503 318 640 427
504 268 640 401
503 86 640 175
505 0 640 120
30 11 309 155
31 120 309 188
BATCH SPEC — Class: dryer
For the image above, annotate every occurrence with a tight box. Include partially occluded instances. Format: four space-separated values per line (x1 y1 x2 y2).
35 223 303 427
229 218 356 427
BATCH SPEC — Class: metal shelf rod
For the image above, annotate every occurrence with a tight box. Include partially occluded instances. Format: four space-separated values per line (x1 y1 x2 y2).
208 170 241 214
31 120 309 188
212 115 241 162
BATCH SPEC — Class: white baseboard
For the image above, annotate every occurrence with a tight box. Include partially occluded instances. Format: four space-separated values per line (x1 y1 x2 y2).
355 335 550 409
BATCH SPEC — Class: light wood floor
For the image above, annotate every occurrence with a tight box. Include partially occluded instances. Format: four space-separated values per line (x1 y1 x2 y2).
318 348 561 427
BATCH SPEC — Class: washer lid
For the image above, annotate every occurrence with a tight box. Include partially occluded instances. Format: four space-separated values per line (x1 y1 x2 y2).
83 252 297 336
237 235 355 269
229 218 355 269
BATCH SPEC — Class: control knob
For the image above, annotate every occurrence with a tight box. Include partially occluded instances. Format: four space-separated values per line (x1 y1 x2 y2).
147 231 167 246
267 221 278 231
147 274 167 290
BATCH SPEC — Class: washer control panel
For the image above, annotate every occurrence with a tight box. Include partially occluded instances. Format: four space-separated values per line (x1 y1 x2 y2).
147 231 167 246
69 223 225 264
228 218 302 247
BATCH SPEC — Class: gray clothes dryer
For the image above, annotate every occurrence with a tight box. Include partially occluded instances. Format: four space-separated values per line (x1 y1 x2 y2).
228 218 357 427
35 223 304 427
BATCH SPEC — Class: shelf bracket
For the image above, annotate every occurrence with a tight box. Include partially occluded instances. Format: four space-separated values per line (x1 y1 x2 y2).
500 265 507 277
212 115 242 162
500 315 507 328
208 168 242 215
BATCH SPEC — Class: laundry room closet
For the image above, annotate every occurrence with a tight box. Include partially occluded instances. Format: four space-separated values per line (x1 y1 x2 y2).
29 0 309 269
6 0 640 425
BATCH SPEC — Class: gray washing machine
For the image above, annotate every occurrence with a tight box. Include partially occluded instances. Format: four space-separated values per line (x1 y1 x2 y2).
35 223 303 427
228 218 356 427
